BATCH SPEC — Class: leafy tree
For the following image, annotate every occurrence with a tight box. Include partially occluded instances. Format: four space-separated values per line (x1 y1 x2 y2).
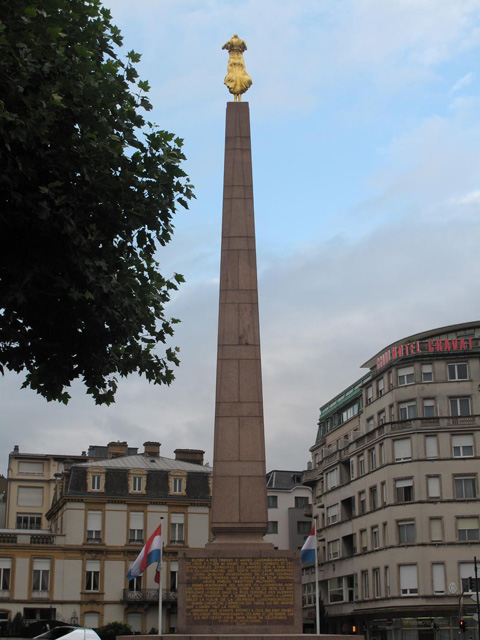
97 622 132 640
0 0 194 404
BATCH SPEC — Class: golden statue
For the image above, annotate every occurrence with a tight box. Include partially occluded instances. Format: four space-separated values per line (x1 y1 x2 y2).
222 34 252 102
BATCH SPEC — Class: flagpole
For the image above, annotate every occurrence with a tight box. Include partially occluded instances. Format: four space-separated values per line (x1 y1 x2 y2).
158 518 164 635
314 521 320 635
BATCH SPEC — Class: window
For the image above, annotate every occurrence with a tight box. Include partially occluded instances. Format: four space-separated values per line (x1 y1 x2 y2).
399 401 417 421
421 364 433 382
326 468 338 490
369 448 377 471
389 371 393 389
18 462 44 475
267 495 277 508
128 565 142 592
457 517 479 541
373 568 381 597
379 443 385 464
400 564 418 595
129 512 144 543
91 475 101 491
427 476 441 500
295 496 309 509
297 521 311 535
132 476 143 492
362 570 369 599
340 402 359 423
327 504 339 525
394 438 411 462
17 487 43 507
378 411 386 425
86 511 102 542
370 486 378 510
383 522 388 546
448 363 468 381
360 529 367 552
0 559 11 594
460 563 477 593
359 491 366 515
398 520 415 544
126 614 142 634
366 386 373 404
371 526 379 549
170 513 185 544
390 404 395 421
398 366 414 386
452 434 474 458
425 435 438 459
172 478 183 494
85 560 100 591
367 417 374 432
169 561 178 592
358 455 365 476
381 482 387 506
328 539 340 560
432 563 445 594
450 397 471 417
328 577 344 603
267 521 278 534
455 475 477 499
430 518 443 542
32 559 50 595
423 399 435 418
377 378 384 397
350 458 355 480
395 478 413 503
385 566 391 597
16 514 41 530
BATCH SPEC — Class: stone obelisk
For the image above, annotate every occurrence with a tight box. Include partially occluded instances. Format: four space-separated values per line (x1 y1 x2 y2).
209 99 268 546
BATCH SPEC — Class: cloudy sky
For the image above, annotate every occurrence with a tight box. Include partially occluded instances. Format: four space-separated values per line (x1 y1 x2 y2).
2 0 480 475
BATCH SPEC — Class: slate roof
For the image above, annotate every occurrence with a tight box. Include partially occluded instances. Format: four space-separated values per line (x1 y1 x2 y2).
266 470 304 490
76 454 212 473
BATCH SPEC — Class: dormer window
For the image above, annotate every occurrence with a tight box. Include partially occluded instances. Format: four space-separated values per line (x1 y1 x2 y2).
169 471 187 496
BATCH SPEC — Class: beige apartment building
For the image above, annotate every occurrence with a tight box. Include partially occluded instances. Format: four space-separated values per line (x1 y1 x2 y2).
303 321 480 640
0 442 211 634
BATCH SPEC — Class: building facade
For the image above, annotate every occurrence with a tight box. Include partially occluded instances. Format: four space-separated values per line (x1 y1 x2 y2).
303 321 480 640
264 470 312 550
0 443 212 634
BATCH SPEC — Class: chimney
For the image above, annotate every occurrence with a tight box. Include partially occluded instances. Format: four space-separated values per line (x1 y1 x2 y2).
143 441 161 457
107 441 128 459
13 445 19 453
174 449 205 466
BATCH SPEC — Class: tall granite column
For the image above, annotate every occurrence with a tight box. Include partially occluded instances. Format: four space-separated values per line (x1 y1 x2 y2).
210 100 268 545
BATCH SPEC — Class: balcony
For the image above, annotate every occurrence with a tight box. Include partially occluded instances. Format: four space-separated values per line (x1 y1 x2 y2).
30 535 54 545
32 590 50 600
122 589 178 603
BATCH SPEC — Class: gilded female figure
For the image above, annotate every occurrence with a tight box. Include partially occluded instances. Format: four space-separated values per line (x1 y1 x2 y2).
222 34 252 101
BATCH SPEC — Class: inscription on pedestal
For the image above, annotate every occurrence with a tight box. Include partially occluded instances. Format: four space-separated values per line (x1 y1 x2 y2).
185 557 295 626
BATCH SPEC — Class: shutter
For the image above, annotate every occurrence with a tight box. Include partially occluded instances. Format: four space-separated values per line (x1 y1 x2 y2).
452 435 473 446
171 513 184 524
399 565 417 589
430 519 443 541
84 613 99 628
86 560 100 572
33 559 50 571
0 559 12 569
87 511 102 529
18 462 44 474
457 517 478 529
432 564 445 593
130 512 144 529
394 438 411 460
17 487 43 507
425 436 438 458
427 477 440 497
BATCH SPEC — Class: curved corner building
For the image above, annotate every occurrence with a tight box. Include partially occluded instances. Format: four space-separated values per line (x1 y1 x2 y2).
302 321 480 640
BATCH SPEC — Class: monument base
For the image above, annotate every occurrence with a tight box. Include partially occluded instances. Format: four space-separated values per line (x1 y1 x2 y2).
177 547 303 635
127 635 358 639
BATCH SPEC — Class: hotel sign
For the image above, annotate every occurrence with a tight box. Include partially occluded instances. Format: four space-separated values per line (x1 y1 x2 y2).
376 337 474 370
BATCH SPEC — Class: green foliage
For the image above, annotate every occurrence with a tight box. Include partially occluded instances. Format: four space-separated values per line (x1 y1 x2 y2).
96 622 132 640
0 0 194 404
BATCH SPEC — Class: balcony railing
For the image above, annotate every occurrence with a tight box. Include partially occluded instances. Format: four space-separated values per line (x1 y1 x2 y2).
30 535 54 545
303 415 480 480
122 589 178 603
32 590 50 600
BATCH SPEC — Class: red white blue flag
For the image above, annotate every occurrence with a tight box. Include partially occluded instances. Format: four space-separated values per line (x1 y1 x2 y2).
127 524 162 583
301 525 316 564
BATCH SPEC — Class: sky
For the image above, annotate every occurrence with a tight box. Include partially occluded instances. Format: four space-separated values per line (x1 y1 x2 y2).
2 0 480 475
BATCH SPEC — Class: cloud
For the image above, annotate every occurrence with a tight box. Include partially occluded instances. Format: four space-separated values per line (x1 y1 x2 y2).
450 72 475 93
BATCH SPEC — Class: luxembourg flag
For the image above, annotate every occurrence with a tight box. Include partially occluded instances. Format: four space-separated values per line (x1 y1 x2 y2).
301 525 316 564
127 524 162 583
